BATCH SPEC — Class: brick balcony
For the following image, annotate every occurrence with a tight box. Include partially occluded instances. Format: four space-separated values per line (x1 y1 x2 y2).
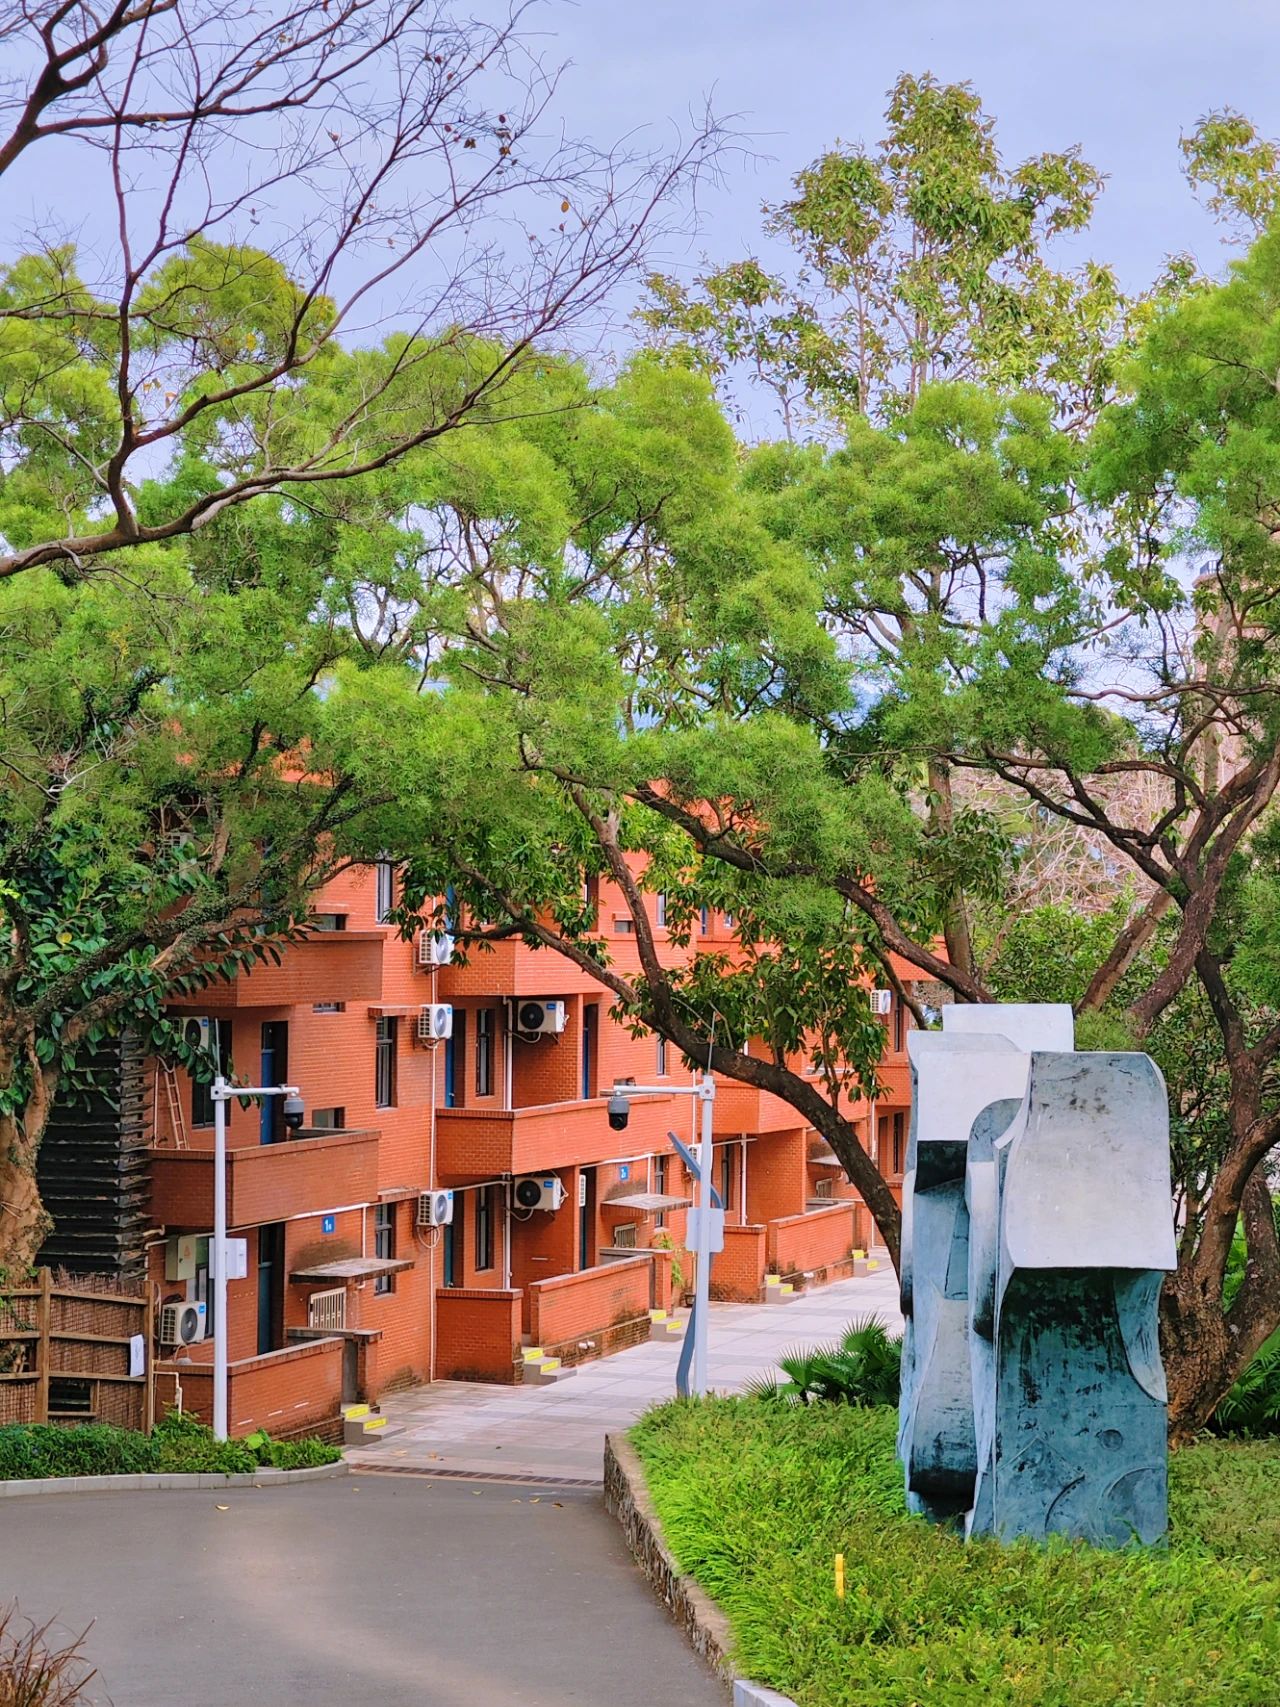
436 1094 678 1182
150 1128 381 1229
167 930 385 1009
440 934 691 1000
712 1081 805 1137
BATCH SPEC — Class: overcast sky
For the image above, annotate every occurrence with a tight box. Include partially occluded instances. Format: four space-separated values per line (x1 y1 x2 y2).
542 0 1275 291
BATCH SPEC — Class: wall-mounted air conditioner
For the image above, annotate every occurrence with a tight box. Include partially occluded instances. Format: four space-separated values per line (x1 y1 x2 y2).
869 989 893 1016
181 1016 218 1057
511 999 567 1037
307 1287 347 1332
159 1301 207 1348
417 1189 455 1228
418 931 455 968
417 1003 453 1044
513 1176 566 1212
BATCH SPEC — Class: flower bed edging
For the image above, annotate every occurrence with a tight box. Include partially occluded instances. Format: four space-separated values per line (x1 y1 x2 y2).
0 1459 348 1497
603 1433 799 1707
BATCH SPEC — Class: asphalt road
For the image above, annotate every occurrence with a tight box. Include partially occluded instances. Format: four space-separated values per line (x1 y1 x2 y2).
0 1473 727 1706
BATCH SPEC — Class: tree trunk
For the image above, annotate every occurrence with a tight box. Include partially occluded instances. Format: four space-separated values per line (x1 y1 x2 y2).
0 1112 51 1273
927 757 974 981
1161 1264 1237 1444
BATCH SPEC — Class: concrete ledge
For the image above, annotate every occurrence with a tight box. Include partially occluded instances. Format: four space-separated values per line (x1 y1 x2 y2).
604 1433 799 1707
0 1460 348 1497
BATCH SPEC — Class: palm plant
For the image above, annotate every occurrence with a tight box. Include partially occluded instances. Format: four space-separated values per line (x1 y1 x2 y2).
747 1315 903 1407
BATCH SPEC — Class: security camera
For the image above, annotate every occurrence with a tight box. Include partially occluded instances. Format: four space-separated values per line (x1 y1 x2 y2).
607 1090 630 1133
281 1093 306 1132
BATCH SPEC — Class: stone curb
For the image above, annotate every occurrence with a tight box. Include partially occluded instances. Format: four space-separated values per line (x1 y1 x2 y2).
603 1434 799 1707
0 1459 348 1497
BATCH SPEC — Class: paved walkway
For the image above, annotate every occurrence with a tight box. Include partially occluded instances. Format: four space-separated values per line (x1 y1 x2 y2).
2 1476 725 1707
351 1266 903 1484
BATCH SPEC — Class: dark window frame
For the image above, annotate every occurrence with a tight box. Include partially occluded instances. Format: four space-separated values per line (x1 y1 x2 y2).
374 1201 396 1295
476 1008 494 1098
190 1021 232 1130
375 1017 398 1109
475 1185 494 1272
375 861 395 924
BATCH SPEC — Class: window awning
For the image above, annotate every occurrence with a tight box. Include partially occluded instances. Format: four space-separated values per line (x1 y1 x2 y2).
289 1256 414 1283
366 1004 415 1018
603 1190 691 1212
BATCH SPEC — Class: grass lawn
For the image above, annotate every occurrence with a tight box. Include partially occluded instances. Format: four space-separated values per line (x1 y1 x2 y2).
630 1399 1280 1707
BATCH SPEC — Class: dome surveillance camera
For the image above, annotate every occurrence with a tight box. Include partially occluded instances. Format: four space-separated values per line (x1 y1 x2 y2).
607 1090 630 1132
281 1093 306 1131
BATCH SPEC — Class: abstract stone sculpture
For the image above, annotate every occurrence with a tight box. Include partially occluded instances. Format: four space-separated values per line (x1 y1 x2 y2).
897 1005 1176 1548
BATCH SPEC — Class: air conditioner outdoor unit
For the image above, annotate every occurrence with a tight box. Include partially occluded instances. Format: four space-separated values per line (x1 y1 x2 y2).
869 989 893 1016
180 1016 218 1057
417 1188 455 1228
577 1172 588 1209
417 930 455 968
814 1178 834 1200
614 1223 638 1249
513 1175 566 1212
511 999 567 1037
159 1301 207 1348
417 1003 453 1044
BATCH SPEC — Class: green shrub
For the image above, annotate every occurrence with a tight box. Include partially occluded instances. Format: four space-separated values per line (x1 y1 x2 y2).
631 1398 1280 1707
0 1410 338 1481
746 1315 902 1407
0 1423 154 1481
259 1437 341 1470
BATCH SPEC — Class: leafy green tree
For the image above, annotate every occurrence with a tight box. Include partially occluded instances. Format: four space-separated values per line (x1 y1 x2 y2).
638 72 1124 436
0 0 718 582
391 218 1280 1438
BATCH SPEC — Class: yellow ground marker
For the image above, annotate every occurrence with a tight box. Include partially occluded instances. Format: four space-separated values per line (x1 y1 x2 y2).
834 1554 845 1600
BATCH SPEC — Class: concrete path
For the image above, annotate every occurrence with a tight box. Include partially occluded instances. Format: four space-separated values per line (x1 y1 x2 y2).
352 1266 903 1484
1 1475 727 1707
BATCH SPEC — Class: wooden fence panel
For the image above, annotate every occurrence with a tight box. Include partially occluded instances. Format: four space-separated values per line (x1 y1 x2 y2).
0 1270 153 1430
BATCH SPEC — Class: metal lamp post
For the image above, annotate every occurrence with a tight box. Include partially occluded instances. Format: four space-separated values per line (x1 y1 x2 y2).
607 1074 717 1396
210 1076 303 1440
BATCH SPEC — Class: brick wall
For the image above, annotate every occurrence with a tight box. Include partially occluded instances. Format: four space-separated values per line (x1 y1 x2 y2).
157 1337 344 1436
768 1204 857 1277
435 1288 522 1383
711 1224 767 1303
526 1256 652 1348
747 1128 809 1224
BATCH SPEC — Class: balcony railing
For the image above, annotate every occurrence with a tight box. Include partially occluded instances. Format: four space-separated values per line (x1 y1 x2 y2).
150 1127 380 1229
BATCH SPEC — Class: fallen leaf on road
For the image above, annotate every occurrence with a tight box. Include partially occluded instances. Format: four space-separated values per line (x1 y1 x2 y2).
215 1504 229 1511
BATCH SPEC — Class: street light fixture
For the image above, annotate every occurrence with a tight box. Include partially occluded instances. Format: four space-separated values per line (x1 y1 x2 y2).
209 1075 302 1440
607 1073 718 1396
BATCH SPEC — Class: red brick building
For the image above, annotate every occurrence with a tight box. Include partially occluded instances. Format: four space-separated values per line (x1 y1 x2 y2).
145 863 913 1436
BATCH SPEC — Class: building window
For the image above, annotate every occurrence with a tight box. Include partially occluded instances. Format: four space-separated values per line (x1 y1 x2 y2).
475 1186 494 1272
476 1008 494 1098
310 1107 345 1130
613 915 634 934
719 1147 733 1212
656 1035 668 1076
375 861 395 923
309 912 347 932
699 906 709 935
582 874 599 918
653 1153 668 1229
892 1112 905 1176
893 996 905 1054
375 1017 398 1108
190 1021 232 1129
443 1213 462 1288
724 911 735 929
374 1202 396 1295
656 892 667 928
312 1001 346 1014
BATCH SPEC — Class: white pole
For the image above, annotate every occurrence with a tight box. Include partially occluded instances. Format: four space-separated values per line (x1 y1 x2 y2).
212 1075 229 1441
692 1077 714 1396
